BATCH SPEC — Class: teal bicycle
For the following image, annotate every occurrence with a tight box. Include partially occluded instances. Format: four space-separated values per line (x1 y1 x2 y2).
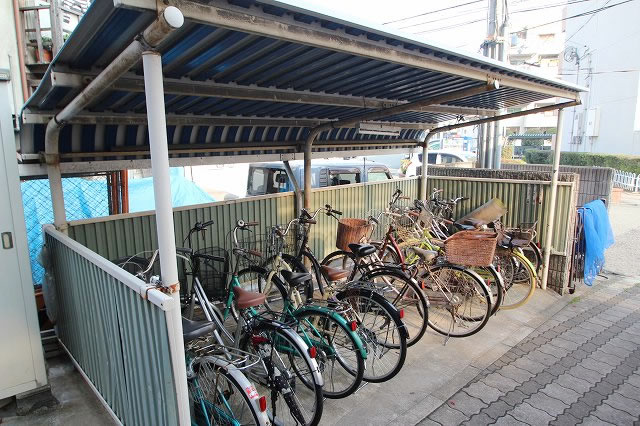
180 220 325 426
187 220 367 400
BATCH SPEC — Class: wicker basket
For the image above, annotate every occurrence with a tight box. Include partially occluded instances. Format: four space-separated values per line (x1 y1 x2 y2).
336 218 372 251
444 231 498 267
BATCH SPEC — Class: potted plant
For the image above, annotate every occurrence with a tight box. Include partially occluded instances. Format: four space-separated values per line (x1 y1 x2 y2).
39 35 53 63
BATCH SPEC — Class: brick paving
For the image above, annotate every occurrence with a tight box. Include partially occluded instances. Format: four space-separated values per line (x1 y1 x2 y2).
420 279 640 425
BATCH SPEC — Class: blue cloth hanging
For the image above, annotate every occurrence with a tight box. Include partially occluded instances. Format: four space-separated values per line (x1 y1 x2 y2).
581 200 614 285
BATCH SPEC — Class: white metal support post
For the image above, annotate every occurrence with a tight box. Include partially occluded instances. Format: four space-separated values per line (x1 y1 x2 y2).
142 51 190 425
540 108 565 291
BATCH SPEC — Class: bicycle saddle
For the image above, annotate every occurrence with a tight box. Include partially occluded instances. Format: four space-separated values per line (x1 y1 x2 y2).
348 243 376 258
412 247 438 263
182 317 215 343
281 270 311 288
321 265 350 281
232 286 266 309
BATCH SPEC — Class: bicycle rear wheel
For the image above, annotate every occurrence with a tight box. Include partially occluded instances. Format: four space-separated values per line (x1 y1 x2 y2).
500 249 536 310
360 268 428 347
421 264 491 338
293 310 365 399
189 357 263 426
336 288 407 383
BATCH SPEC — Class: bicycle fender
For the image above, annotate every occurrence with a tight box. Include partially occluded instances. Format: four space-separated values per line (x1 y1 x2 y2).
294 305 368 359
514 248 538 279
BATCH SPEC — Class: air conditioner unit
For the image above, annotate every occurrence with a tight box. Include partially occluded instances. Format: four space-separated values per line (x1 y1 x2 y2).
357 122 402 137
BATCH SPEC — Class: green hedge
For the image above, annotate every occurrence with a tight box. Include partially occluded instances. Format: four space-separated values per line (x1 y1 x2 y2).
524 150 640 174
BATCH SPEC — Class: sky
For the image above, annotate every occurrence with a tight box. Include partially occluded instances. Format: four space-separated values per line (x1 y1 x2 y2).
290 0 570 54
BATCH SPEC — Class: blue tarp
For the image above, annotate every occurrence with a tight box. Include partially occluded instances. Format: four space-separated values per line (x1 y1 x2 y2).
581 200 615 285
22 169 214 285
128 170 215 213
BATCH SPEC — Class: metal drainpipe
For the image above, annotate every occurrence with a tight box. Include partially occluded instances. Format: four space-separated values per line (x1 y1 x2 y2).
303 128 322 209
283 160 301 216
420 131 433 200
44 6 184 232
540 108 565 291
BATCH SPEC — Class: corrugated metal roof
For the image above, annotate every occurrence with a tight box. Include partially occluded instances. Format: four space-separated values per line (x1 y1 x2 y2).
19 0 584 171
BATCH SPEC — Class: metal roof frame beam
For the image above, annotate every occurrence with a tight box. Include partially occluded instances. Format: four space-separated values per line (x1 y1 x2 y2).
22 112 436 129
118 0 582 101
49 71 498 117
18 145 418 177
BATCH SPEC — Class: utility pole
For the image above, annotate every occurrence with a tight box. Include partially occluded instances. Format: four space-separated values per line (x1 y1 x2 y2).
481 0 508 169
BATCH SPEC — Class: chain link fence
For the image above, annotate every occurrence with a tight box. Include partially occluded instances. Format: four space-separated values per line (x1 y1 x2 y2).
21 175 110 285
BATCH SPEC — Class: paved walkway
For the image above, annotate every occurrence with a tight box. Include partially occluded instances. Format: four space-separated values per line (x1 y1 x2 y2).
420 277 640 426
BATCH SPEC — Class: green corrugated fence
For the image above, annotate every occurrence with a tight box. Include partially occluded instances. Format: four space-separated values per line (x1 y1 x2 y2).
67 175 575 266
45 226 179 425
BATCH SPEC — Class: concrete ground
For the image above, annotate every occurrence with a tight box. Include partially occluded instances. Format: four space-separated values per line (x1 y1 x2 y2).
605 191 640 277
0 356 115 425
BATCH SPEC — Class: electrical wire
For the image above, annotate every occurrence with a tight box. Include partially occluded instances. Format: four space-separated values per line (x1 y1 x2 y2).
403 0 592 32
566 0 612 43
509 0 636 33
382 0 484 25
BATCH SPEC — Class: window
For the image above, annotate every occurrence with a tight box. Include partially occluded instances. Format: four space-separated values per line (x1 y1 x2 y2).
440 154 460 164
249 168 289 194
368 170 391 182
249 168 267 194
329 171 360 186
538 33 555 41
417 153 438 163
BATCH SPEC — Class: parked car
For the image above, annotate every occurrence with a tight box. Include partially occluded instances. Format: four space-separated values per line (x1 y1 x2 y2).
247 158 393 196
400 150 476 176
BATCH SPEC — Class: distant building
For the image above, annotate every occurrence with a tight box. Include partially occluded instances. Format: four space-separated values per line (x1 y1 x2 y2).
502 5 566 154
560 0 640 155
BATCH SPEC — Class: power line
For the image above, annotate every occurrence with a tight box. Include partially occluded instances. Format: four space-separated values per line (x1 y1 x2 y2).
398 5 488 30
565 0 612 43
557 69 640 75
403 0 592 32
509 0 636 33
414 18 486 35
382 0 484 25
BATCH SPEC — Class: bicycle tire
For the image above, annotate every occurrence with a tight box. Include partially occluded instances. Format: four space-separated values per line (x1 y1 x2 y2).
292 309 365 399
471 264 504 316
359 268 429 347
336 288 407 383
189 356 265 426
500 249 536 310
240 321 324 426
420 264 492 338
320 250 428 346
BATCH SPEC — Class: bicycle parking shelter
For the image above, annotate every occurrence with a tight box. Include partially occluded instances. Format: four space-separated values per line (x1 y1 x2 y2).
17 1 585 424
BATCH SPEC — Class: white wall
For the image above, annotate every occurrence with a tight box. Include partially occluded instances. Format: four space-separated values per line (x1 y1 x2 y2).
560 0 640 155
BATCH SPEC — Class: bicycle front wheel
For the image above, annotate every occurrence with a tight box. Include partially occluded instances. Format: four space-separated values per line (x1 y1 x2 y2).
421 264 491 338
189 357 265 426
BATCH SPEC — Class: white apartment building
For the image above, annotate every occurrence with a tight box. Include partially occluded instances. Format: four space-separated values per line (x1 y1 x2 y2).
502 6 566 143
559 0 640 155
